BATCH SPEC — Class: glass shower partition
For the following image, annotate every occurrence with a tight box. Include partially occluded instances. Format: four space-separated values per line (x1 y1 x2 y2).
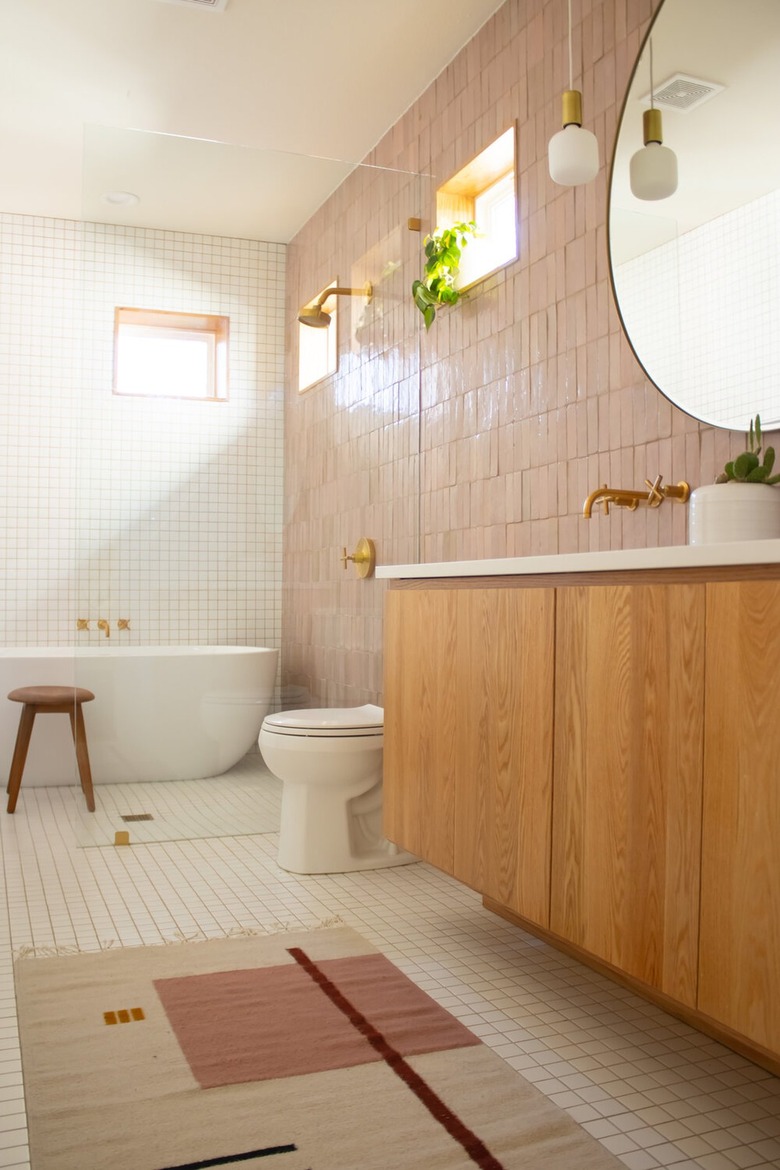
73 127 424 840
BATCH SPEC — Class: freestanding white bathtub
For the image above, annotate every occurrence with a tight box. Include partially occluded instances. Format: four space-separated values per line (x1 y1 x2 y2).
0 646 279 786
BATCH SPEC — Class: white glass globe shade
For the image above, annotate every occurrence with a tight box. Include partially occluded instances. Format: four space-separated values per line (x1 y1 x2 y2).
630 143 678 200
548 125 600 186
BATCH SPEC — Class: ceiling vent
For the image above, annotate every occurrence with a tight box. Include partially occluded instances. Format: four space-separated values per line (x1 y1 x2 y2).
155 0 230 10
639 73 724 113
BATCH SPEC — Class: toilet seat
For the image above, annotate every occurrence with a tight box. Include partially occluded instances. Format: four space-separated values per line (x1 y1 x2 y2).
258 701 415 875
261 704 383 739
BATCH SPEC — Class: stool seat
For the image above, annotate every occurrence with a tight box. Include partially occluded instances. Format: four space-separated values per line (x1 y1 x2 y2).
6 686 96 813
8 686 95 707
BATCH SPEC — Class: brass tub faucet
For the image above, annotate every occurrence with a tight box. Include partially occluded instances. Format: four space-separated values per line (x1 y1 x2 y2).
77 618 130 636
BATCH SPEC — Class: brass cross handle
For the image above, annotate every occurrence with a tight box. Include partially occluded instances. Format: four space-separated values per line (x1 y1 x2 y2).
340 537 376 579
644 474 664 507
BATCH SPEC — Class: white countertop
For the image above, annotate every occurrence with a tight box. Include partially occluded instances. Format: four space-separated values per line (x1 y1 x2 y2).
376 539 780 579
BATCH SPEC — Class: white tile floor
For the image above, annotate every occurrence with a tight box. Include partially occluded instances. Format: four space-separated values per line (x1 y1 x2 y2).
1 775 779 1170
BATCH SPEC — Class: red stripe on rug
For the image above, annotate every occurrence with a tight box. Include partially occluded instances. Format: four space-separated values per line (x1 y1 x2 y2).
287 947 505 1170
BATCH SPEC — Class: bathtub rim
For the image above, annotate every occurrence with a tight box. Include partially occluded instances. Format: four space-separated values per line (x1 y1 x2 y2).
0 645 278 658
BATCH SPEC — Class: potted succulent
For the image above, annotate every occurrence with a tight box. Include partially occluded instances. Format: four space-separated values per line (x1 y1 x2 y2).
411 221 476 330
689 414 780 544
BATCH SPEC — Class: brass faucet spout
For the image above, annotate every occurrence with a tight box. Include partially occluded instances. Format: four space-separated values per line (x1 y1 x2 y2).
97 619 111 639
582 485 615 518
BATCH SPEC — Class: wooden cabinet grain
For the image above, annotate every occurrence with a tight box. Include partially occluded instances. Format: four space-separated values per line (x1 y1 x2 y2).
384 585 554 926
384 588 460 876
698 581 780 1053
550 583 705 1005
383 571 780 1069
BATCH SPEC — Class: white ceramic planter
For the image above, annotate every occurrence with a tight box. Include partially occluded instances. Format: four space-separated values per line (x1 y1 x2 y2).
688 483 780 544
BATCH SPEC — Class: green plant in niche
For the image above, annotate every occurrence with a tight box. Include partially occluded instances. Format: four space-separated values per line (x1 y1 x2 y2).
715 414 780 484
412 221 477 330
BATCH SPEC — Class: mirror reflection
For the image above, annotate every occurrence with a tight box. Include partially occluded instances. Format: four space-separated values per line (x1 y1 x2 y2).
609 0 780 430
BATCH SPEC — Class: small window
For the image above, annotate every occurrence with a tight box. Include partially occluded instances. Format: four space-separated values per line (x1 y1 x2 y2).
435 127 518 290
298 281 338 393
114 307 229 400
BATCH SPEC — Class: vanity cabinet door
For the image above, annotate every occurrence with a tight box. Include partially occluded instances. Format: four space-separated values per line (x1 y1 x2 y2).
384 588 461 876
551 583 705 1005
384 586 555 926
453 587 554 927
698 581 780 1054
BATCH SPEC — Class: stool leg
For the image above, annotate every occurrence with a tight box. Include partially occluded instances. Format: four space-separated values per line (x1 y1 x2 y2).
69 705 96 812
7 705 36 814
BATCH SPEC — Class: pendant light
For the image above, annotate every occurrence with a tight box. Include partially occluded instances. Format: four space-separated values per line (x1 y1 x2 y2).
548 0 599 186
630 39 678 201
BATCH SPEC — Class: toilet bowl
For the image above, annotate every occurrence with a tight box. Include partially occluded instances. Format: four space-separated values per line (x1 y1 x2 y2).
258 703 417 875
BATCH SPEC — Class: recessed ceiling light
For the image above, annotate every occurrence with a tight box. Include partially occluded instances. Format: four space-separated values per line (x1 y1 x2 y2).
102 191 140 206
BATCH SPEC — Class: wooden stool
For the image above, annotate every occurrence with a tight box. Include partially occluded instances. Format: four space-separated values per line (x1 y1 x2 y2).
6 686 96 814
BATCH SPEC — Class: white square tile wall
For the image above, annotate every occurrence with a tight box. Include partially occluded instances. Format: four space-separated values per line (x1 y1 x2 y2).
615 190 780 428
0 213 285 651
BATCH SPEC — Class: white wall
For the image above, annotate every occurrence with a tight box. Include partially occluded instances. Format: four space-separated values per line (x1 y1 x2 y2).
0 214 285 649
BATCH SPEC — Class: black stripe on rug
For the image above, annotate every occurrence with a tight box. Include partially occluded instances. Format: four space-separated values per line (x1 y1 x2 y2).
288 946 505 1170
158 1144 298 1169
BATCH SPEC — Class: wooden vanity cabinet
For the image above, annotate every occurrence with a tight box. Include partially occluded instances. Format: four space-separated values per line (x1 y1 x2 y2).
698 580 780 1054
384 585 555 927
383 569 780 1070
550 583 705 1006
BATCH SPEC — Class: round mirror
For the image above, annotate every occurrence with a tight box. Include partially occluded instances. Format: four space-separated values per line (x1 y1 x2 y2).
609 0 780 430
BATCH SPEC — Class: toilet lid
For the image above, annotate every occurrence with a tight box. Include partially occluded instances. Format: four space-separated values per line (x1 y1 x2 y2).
261 703 384 738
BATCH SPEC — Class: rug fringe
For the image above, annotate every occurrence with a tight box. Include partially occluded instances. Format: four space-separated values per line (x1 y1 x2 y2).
12 916 346 960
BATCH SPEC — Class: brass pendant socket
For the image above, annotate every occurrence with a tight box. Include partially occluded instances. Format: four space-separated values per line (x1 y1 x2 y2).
561 90 583 128
643 107 664 145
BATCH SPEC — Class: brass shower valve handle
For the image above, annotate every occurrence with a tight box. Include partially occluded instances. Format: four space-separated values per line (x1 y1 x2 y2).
340 538 376 579
76 619 90 631
117 619 131 631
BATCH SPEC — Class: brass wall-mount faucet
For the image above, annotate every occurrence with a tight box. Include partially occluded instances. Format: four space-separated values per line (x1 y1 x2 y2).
77 618 131 637
583 475 690 518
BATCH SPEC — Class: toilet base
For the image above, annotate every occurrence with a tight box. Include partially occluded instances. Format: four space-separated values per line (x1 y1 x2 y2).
276 777 417 875
278 840 418 876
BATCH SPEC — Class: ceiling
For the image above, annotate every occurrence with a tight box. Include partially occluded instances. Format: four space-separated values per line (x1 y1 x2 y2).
0 0 505 242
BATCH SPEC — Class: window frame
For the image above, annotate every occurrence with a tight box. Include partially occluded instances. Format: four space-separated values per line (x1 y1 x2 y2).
297 281 338 394
435 126 518 292
113 306 230 401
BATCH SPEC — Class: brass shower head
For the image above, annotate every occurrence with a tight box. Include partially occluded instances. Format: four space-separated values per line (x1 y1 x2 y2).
298 283 373 328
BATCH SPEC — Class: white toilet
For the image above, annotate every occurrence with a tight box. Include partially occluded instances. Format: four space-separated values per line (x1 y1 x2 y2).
258 703 417 875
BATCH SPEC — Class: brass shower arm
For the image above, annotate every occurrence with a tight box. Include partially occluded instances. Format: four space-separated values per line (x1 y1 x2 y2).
298 282 373 328
314 283 372 309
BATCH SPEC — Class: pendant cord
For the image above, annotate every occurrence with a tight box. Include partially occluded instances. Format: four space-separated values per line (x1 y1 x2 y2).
649 38 655 108
567 0 574 89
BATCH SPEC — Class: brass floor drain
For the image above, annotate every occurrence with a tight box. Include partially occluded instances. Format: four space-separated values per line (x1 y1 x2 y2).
120 813 154 822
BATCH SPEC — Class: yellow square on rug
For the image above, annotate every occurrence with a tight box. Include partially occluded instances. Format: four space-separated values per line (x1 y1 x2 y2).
15 926 624 1170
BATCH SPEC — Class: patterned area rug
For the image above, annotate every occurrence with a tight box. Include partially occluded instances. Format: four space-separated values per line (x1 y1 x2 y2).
15 926 624 1170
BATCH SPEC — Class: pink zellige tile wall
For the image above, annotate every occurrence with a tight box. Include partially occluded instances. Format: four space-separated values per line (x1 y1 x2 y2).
281 0 752 708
